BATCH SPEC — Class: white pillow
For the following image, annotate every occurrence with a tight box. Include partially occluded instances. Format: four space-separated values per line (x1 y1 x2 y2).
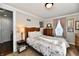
28 31 42 38
35 31 42 36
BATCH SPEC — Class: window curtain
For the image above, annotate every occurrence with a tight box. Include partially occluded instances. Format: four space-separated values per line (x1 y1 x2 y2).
53 17 66 38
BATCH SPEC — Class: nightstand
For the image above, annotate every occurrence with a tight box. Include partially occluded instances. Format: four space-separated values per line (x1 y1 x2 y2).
17 40 28 53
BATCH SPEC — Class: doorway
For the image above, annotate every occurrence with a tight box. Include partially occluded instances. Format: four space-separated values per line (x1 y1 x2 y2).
0 8 13 56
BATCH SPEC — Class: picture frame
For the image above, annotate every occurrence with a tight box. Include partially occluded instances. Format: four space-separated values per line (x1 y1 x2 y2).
39 21 44 28
75 21 79 30
67 18 74 32
27 18 31 22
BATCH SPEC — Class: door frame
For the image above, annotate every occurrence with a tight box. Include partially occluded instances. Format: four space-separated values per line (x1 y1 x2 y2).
0 4 17 52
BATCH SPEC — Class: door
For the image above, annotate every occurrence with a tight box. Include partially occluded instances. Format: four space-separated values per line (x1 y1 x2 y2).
0 13 2 43
1 12 13 43
0 8 13 55
0 11 2 55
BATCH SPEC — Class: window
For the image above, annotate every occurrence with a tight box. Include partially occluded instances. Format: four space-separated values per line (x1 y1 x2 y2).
55 20 63 36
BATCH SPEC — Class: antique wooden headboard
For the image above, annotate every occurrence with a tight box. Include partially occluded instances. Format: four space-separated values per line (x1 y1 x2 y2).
24 27 40 40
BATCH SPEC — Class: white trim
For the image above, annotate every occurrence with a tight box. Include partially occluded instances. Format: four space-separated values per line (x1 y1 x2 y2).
0 4 15 12
13 11 17 52
1 3 44 20
46 12 79 20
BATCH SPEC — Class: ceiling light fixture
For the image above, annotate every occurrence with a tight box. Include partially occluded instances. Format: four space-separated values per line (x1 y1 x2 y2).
45 3 54 9
4 15 7 17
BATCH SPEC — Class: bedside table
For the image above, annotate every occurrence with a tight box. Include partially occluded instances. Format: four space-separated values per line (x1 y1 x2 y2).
17 40 28 53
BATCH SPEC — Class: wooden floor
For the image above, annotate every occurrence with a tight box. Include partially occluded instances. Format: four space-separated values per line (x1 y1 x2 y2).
0 41 13 56
7 44 79 56
67 44 79 56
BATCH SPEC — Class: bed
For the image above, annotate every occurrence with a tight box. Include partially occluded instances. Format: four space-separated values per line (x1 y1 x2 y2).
25 27 69 56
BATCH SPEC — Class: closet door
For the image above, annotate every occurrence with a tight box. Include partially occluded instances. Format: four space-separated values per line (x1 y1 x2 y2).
0 8 13 55
1 14 12 43
0 11 2 55
0 13 2 43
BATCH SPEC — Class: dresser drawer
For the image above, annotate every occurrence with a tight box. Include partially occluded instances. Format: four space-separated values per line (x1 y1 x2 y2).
75 38 79 40
75 40 79 43
75 46 79 49
43 29 53 36
75 41 79 46
75 33 79 50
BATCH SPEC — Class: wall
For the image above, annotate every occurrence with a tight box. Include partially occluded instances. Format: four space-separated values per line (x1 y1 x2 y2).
44 18 53 28
16 11 43 41
75 14 79 33
16 12 42 28
44 13 79 45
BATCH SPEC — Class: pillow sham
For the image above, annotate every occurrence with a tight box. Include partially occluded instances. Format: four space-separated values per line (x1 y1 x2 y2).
28 31 42 38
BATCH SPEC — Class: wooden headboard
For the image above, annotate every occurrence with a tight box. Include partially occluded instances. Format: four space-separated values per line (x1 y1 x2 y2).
24 27 40 40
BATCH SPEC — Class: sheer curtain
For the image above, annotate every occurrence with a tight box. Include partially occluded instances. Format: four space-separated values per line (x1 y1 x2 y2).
55 20 63 37
53 17 66 38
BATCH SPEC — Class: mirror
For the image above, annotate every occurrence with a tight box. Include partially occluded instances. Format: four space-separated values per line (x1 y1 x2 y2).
46 23 52 29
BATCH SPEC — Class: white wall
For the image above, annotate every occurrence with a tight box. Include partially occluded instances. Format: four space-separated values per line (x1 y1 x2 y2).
44 13 79 45
44 18 53 28
16 11 43 41
16 12 41 28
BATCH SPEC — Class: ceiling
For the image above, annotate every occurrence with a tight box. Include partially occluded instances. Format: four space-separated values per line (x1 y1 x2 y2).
6 3 79 19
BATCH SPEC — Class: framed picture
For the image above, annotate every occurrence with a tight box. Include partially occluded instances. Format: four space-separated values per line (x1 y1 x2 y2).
75 21 79 30
39 21 44 28
67 18 74 32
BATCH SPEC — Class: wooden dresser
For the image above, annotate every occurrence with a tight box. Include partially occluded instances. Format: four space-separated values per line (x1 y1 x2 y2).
43 29 53 36
75 33 79 50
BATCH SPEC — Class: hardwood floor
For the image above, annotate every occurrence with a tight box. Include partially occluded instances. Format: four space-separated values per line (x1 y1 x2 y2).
0 41 13 56
7 44 79 56
67 44 79 56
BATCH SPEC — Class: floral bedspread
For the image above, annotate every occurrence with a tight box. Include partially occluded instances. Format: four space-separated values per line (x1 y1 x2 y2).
27 35 69 56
